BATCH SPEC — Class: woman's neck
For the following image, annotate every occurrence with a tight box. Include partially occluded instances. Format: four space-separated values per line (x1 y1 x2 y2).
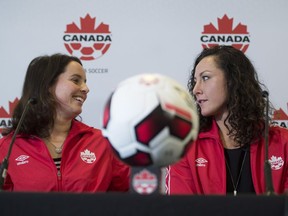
49 118 72 141
42 119 72 158
216 119 239 149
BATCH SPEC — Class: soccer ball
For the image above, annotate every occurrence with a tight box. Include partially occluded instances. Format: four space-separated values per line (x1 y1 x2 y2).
102 73 199 167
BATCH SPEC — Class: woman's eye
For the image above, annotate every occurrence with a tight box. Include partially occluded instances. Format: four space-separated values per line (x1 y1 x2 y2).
202 76 209 81
72 78 80 84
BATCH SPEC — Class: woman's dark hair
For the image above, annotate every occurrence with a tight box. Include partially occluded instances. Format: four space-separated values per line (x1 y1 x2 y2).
188 45 269 146
2 53 82 138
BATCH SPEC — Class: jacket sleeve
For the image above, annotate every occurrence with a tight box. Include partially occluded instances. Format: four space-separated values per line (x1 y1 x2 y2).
108 154 131 192
166 155 194 195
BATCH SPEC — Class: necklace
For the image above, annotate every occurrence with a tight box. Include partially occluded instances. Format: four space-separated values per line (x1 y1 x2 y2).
46 140 64 154
225 149 248 196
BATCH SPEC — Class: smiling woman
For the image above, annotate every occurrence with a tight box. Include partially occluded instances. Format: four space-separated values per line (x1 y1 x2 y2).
0 53 130 192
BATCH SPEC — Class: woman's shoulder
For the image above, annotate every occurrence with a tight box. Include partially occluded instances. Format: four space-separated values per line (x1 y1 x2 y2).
269 124 288 142
270 124 288 133
0 133 13 144
67 121 106 143
0 134 13 158
72 120 100 131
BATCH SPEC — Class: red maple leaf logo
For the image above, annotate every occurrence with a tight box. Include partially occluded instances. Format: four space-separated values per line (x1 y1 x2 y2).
272 105 288 120
201 14 250 53
134 169 156 180
65 14 110 34
0 98 19 117
203 14 248 34
0 98 19 134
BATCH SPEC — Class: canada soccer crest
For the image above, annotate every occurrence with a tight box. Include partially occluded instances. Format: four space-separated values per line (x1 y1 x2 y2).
63 14 112 61
269 156 284 170
132 169 158 194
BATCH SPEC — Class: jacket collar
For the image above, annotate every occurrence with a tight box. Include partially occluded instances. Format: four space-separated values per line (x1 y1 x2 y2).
12 119 94 140
198 118 221 141
65 119 94 139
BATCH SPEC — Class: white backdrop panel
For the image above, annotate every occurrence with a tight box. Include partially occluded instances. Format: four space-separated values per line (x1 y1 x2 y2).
0 0 287 129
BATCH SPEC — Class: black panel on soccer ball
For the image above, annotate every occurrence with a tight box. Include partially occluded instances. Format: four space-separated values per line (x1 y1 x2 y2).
135 105 192 145
135 105 171 145
169 116 192 139
104 137 153 166
123 150 153 166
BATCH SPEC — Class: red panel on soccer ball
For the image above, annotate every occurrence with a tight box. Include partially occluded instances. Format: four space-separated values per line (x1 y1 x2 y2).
103 95 112 129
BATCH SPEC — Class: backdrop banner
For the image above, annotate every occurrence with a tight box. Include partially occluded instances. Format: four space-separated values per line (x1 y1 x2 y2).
1 0 288 133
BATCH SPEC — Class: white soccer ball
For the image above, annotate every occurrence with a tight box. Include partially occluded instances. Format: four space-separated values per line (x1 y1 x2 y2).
102 73 199 167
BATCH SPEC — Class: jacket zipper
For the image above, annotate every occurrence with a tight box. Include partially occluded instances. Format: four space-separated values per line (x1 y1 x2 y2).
57 169 62 191
40 137 63 191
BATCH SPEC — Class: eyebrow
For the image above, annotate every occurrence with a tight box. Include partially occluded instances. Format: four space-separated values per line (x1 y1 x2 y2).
194 71 209 78
200 70 212 75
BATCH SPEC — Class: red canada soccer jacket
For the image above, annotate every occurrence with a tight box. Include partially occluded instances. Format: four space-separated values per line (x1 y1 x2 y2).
166 119 288 195
0 120 130 192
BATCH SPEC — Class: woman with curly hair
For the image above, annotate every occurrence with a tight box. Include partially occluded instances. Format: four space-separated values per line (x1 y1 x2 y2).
166 45 288 195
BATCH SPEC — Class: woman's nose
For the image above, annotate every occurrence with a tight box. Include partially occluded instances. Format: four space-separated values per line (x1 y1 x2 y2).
192 81 202 95
81 83 90 94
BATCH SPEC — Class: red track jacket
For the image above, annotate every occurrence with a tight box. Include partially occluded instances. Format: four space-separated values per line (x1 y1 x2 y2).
0 120 130 192
166 120 288 195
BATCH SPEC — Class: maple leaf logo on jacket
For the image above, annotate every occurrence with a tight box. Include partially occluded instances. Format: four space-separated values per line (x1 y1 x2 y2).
63 14 112 61
200 14 250 53
269 155 284 170
80 149 96 164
